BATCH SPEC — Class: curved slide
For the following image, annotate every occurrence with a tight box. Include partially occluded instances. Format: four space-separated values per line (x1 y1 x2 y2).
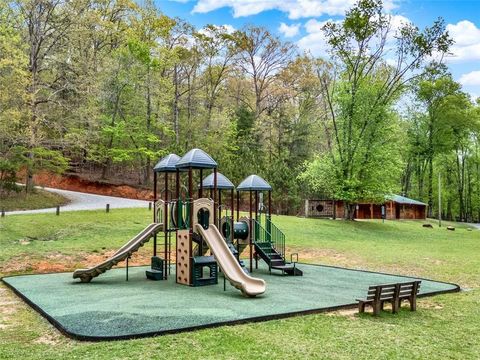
73 223 163 283
196 224 266 297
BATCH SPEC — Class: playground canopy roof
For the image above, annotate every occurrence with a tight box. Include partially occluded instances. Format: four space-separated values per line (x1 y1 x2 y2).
387 194 427 206
176 148 218 169
237 175 272 191
153 154 180 173
201 172 235 190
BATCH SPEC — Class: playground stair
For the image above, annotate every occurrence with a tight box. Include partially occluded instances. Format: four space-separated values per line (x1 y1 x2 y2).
253 219 303 276
254 242 303 276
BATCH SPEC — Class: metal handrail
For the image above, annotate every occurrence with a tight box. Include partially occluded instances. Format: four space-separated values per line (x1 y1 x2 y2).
253 218 285 261
266 217 285 260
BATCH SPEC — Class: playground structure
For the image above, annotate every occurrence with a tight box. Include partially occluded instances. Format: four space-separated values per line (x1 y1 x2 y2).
73 148 302 297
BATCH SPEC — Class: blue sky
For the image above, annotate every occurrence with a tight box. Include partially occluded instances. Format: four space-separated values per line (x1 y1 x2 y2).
159 0 480 98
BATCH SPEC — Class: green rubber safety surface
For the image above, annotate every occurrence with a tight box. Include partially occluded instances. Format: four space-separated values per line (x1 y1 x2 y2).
2 263 458 340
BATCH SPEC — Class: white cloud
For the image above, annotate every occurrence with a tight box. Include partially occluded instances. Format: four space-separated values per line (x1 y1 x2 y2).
192 0 398 20
278 22 301 37
459 70 480 86
297 19 334 56
446 20 480 62
297 14 411 58
388 14 411 32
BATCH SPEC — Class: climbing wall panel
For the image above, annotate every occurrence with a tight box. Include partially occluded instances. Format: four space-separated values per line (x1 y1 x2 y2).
176 230 191 285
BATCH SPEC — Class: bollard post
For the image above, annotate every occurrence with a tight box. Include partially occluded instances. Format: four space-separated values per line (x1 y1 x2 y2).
148 202 152 210
1 208 5 217
126 256 129 281
56 206 60 216
106 204 110 213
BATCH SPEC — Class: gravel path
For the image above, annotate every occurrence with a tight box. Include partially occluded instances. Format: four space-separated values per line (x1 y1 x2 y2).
4 187 150 216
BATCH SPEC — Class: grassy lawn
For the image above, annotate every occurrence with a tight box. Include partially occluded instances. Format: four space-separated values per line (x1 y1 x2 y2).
0 189 69 212
1 209 479 359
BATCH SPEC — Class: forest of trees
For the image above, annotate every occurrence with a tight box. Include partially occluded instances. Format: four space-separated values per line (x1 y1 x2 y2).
1 0 480 220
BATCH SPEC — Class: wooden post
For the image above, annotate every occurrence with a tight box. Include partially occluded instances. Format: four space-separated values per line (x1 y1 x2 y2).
175 169 180 201
267 190 272 243
106 204 109 213
188 167 193 279
213 168 218 226
153 171 157 222
230 189 234 244
175 168 180 285
249 190 253 272
268 190 272 219
438 172 442 227
199 168 203 198
218 190 221 223
163 172 169 277
236 191 240 221
126 256 129 281
56 206 60 215
255 191 258 222
1 208 4 217
153 171 158 257
188 167 193 231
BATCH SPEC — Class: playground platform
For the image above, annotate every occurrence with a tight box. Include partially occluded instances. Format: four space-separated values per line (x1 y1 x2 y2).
2 263 459 341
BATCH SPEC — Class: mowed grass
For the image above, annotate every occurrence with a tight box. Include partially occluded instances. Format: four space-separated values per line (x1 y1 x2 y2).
0 189 69 212
1 209 479 359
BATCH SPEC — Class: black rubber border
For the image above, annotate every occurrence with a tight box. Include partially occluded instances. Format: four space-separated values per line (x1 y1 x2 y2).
1 263 460 342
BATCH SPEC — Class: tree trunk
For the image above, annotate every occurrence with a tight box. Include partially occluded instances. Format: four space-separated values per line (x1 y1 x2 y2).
173 65 180 145
345 203 356 220
143 68 152 185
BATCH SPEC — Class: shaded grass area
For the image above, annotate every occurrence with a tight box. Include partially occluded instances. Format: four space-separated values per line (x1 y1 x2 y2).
0 189 69 212
0 209 479 359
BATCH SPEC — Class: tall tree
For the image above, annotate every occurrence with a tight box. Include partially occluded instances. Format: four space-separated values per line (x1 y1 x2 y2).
233 26 295 119
301 0 452 218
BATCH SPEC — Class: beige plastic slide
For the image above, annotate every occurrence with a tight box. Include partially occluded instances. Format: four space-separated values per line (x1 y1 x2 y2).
196 224 266 297
73 223 163 283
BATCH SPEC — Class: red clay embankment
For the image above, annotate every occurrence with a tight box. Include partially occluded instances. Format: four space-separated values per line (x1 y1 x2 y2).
30 171 154 200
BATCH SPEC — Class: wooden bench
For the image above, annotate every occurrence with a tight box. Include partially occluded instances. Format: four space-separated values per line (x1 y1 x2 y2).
357 281 421 315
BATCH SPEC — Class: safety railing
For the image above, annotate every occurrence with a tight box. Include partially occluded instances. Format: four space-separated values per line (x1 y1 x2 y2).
253 218 285 261
266 216 285 260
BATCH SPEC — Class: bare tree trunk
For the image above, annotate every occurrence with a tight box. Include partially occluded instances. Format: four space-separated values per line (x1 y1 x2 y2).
101 86 123 179
143 68 152 185
173 65 180 145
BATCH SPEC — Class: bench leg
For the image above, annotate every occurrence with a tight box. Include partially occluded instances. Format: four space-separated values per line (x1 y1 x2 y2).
392 298 400 314
409 296 417 311
358 302 366 313
373 301 381 316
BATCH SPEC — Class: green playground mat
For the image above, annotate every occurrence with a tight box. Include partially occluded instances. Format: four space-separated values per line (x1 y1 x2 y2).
2 263 459 340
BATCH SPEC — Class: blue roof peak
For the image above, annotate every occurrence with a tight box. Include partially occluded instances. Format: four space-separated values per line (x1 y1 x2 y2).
153 153 180 173
237 175 272 191
176 148 217 169
201 172 235 190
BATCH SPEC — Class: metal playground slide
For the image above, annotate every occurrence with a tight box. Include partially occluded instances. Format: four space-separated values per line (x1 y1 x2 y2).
73 223 163 283
195 224 266 297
